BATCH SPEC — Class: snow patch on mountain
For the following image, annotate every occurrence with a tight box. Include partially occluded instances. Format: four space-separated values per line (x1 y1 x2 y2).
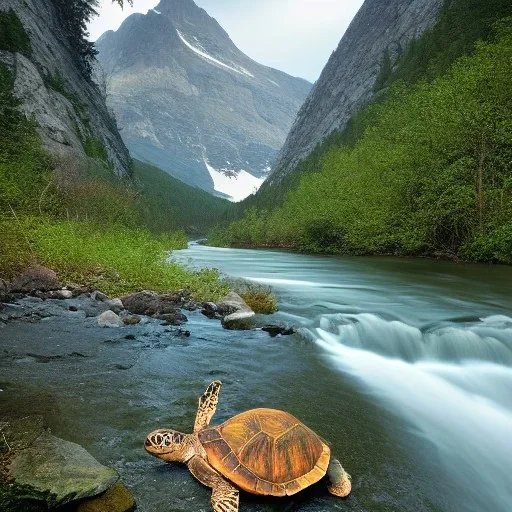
203 158 264 202
176 29 254 78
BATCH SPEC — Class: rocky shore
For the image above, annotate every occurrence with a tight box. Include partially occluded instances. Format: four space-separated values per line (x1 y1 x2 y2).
0 265 295 511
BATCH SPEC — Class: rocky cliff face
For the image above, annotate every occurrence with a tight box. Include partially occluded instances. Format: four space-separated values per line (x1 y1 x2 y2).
95 0 311 201
268 0 445 184
0 0 131 176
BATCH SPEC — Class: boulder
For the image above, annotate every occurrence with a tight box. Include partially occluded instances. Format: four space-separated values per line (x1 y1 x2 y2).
201 301 221 319
9 266 61 293
218 292 255 329
221 311 255 330
8 431 118 507
120 290 191 316
122 315 141 326
72 482 135 512
217 292 253 316
154 312 188 325
105 298 124 314
97 311 124 328
91 291 109 302
46 289 73 300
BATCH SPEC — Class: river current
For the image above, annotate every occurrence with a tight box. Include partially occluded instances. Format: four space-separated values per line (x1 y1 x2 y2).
173 243 512 512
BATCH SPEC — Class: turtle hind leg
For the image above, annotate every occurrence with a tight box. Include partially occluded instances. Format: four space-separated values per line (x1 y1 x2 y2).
194 380 222 432
211 480 239 512
326 457 352 497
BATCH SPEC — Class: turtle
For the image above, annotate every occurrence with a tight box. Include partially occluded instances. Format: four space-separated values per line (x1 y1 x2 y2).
144 381 351 512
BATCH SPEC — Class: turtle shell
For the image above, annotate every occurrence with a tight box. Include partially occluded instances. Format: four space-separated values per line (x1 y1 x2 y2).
197 408 330 496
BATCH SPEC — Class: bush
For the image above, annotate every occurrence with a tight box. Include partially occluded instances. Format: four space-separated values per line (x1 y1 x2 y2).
0 9 31 56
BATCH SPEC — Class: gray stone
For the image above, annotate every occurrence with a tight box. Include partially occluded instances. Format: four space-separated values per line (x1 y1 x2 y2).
97 311 124 328
8 431 119 507
9 265 61 293
221 311 255 330
217 292 253 315
91 291 109 302
120 290 191 316
46 289 73 300
105 298 124 314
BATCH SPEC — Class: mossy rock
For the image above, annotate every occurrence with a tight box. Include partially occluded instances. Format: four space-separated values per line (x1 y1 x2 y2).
72 482 136 512
8 432 118 507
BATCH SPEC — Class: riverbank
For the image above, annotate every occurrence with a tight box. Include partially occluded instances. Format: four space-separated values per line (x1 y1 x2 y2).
0 266 286 511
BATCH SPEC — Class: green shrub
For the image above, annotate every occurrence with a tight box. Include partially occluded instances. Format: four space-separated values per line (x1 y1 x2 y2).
0 9 31 56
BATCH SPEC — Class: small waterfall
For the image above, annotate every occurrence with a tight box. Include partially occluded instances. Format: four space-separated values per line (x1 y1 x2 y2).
307 313 512 512
315 312 512 364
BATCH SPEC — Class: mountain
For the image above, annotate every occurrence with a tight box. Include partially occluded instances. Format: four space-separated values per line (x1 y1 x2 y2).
268 0 445 184
0 0 131 176
95 0 311 201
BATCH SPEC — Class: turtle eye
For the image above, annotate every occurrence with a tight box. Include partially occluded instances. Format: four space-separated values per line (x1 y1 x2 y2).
145 438 152 447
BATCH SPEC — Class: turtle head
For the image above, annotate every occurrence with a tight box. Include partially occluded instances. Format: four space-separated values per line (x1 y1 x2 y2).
144 429 191 463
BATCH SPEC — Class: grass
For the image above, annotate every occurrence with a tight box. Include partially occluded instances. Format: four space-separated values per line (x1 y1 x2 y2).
0 216 230 301
227 280 278 314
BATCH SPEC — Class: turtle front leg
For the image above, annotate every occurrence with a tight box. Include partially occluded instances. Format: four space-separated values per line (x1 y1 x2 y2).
194 381 222 432
326 457 352 497
188 455 239 512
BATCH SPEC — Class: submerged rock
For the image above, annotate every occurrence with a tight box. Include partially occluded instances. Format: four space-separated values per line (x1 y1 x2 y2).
261 325 296 337
120 290 192 316
154 312 188 325
8 431 118 507
9 266 61 294
97 311 124 328
72 481 135 512
122 315 141 326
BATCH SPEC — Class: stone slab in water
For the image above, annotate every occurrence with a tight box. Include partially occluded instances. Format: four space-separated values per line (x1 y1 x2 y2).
72 482 135 512
9 431 118 507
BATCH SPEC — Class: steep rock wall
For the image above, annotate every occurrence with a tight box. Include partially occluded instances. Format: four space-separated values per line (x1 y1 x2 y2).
269 0 444 184
0 0 131 176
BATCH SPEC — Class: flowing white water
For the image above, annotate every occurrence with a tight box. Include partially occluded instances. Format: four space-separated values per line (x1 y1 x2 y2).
306 313 512 512
175 244 512 511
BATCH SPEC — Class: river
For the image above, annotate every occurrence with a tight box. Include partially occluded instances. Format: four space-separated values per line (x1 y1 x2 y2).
172 243 512 512
1 244 511 512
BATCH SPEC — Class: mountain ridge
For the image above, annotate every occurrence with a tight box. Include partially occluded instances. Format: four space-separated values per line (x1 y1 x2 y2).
96 0 311 200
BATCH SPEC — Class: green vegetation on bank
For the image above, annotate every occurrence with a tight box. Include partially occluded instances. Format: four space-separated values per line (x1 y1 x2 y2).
1 218 229 299
0 62 228 300
210 18 512 264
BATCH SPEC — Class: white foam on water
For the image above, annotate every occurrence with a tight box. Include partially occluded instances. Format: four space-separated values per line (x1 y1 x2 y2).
310 314 512 512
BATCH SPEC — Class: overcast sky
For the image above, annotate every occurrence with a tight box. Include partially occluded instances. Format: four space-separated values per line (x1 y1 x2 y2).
87 0 365 82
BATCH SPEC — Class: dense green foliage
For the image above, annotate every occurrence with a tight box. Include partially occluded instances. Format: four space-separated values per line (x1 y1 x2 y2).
1 218 228 299
0 63 228 298
0 65 60 216
210 20 512 264
133 160 231 235
0 9 31 56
